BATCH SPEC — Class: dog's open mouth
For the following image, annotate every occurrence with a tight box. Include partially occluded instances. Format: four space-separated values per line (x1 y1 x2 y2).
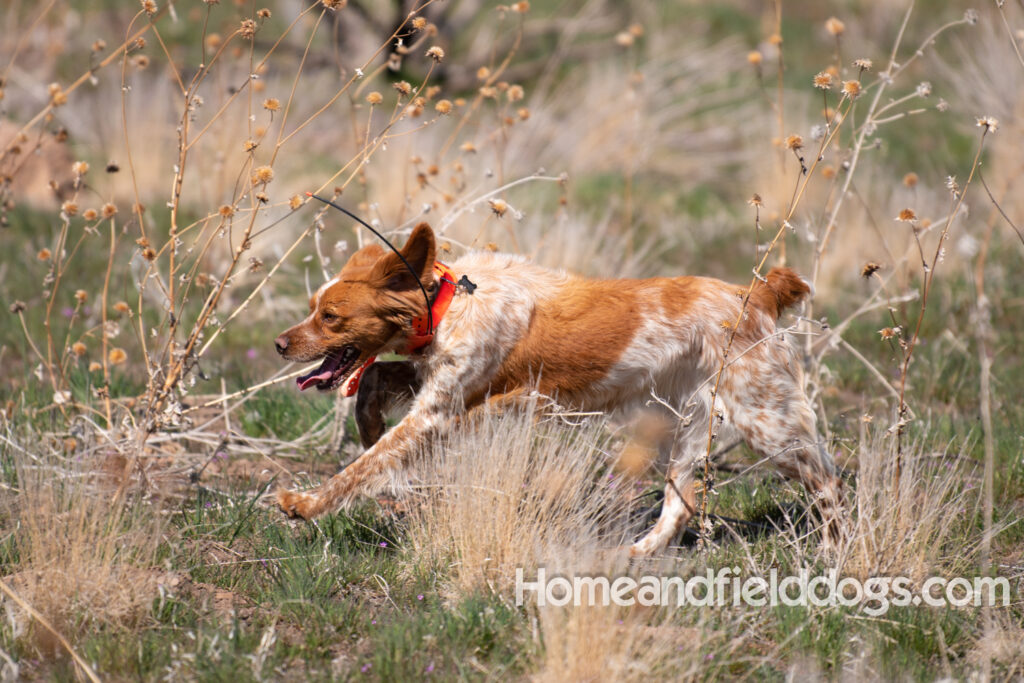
296 345 360 392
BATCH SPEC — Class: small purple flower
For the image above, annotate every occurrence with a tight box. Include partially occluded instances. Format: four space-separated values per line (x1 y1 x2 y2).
371 619 376 625
62 307 75 318
246 348 258 360
705 653 715 660
417 594 424 601
361 663 371 673
425 662 435 674
379 541 387 547
204 501 212 508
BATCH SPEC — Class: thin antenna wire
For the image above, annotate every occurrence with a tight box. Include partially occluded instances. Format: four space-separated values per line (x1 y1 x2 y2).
306 192 433 335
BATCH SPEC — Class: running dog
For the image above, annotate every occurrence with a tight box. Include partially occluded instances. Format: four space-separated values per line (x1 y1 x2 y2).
273 223 843 555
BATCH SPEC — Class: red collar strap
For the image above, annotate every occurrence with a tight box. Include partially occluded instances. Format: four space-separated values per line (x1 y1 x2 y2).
343 261 457 397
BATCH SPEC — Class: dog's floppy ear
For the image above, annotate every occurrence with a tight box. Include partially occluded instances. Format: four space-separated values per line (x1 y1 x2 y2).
370 222 436 291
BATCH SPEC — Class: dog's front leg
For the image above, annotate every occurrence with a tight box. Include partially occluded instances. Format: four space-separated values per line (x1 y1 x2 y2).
277 400 449 520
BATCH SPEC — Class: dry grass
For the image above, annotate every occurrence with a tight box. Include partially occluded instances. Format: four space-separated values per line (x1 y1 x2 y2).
838 429 979 582
1 440 163 656
403 401 630 596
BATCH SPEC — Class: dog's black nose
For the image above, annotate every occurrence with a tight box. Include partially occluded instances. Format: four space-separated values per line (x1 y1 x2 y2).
274 335 289 355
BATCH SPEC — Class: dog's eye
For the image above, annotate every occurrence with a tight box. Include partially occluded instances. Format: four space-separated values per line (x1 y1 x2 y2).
321 311 337 323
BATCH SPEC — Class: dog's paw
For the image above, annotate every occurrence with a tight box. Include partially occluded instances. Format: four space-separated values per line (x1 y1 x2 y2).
276 489 319 520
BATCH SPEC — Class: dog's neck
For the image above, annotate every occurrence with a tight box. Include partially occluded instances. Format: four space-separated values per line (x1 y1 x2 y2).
343 261 458 396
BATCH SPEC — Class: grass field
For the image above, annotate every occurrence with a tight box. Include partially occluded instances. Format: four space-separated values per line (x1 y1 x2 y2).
2 0 1023 679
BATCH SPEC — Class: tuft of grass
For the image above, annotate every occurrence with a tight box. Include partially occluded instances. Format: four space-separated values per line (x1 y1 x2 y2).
0 441 163 658
403 401 631 596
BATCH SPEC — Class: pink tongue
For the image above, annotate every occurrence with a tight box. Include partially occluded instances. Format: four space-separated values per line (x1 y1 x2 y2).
298 370 333 391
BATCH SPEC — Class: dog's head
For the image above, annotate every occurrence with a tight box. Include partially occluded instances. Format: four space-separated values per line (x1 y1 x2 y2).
274 222 437 392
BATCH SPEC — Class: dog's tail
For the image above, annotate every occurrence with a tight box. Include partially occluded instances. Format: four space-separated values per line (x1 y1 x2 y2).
749 267 811 318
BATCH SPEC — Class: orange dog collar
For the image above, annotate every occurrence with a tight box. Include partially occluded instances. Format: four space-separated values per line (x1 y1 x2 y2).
343 262 458 397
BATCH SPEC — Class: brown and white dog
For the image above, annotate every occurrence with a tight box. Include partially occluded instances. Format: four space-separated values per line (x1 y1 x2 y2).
274 223 844 556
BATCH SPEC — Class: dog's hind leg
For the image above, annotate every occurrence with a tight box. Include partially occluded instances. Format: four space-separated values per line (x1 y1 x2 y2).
719 359 846 549
629 439 701 557
355 361 420 448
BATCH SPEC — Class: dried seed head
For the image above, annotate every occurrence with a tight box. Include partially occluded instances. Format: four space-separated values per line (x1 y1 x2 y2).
506 84 524 102
257 8 271 19
785 134 803 150
964 9 979 24
239 18 256 39
841 80 861 99
141 0 157 15
412 17 427 30
748 194 763 207
321 0 347 9
393 80 412 96
142 247 157 261
485 242 498 252
878 327 898 339
976 116 999 133
72 160 89 176
511 1 529 12
88 361 101 372
244 139 257 152
852 58 872 71
83 208 98 221
460 142 477 153
861 262 881 278
263 97 280 111
101 203 117 219
615 32 634 47
366 91 383 105
903 172 918 188
92 39 106 52
251 165 274 185
813 71 833 89
517 107 530 120
916 81 932 98
10 301 26 314
219 204 235 217
289 194 303 210
747 51 763 66
896 208 918 222
434 99 452 114
48 83 68 107
114 301 131 314
489 198 508 217
822 165 837 180
72 342 87 357
74 289 87 303
425 46 445 62
476 66 491 80
108 348 127 365
825 16 845 36
629 23 644 37
768 33 782 45
62 201 78 216
134 54 150 69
